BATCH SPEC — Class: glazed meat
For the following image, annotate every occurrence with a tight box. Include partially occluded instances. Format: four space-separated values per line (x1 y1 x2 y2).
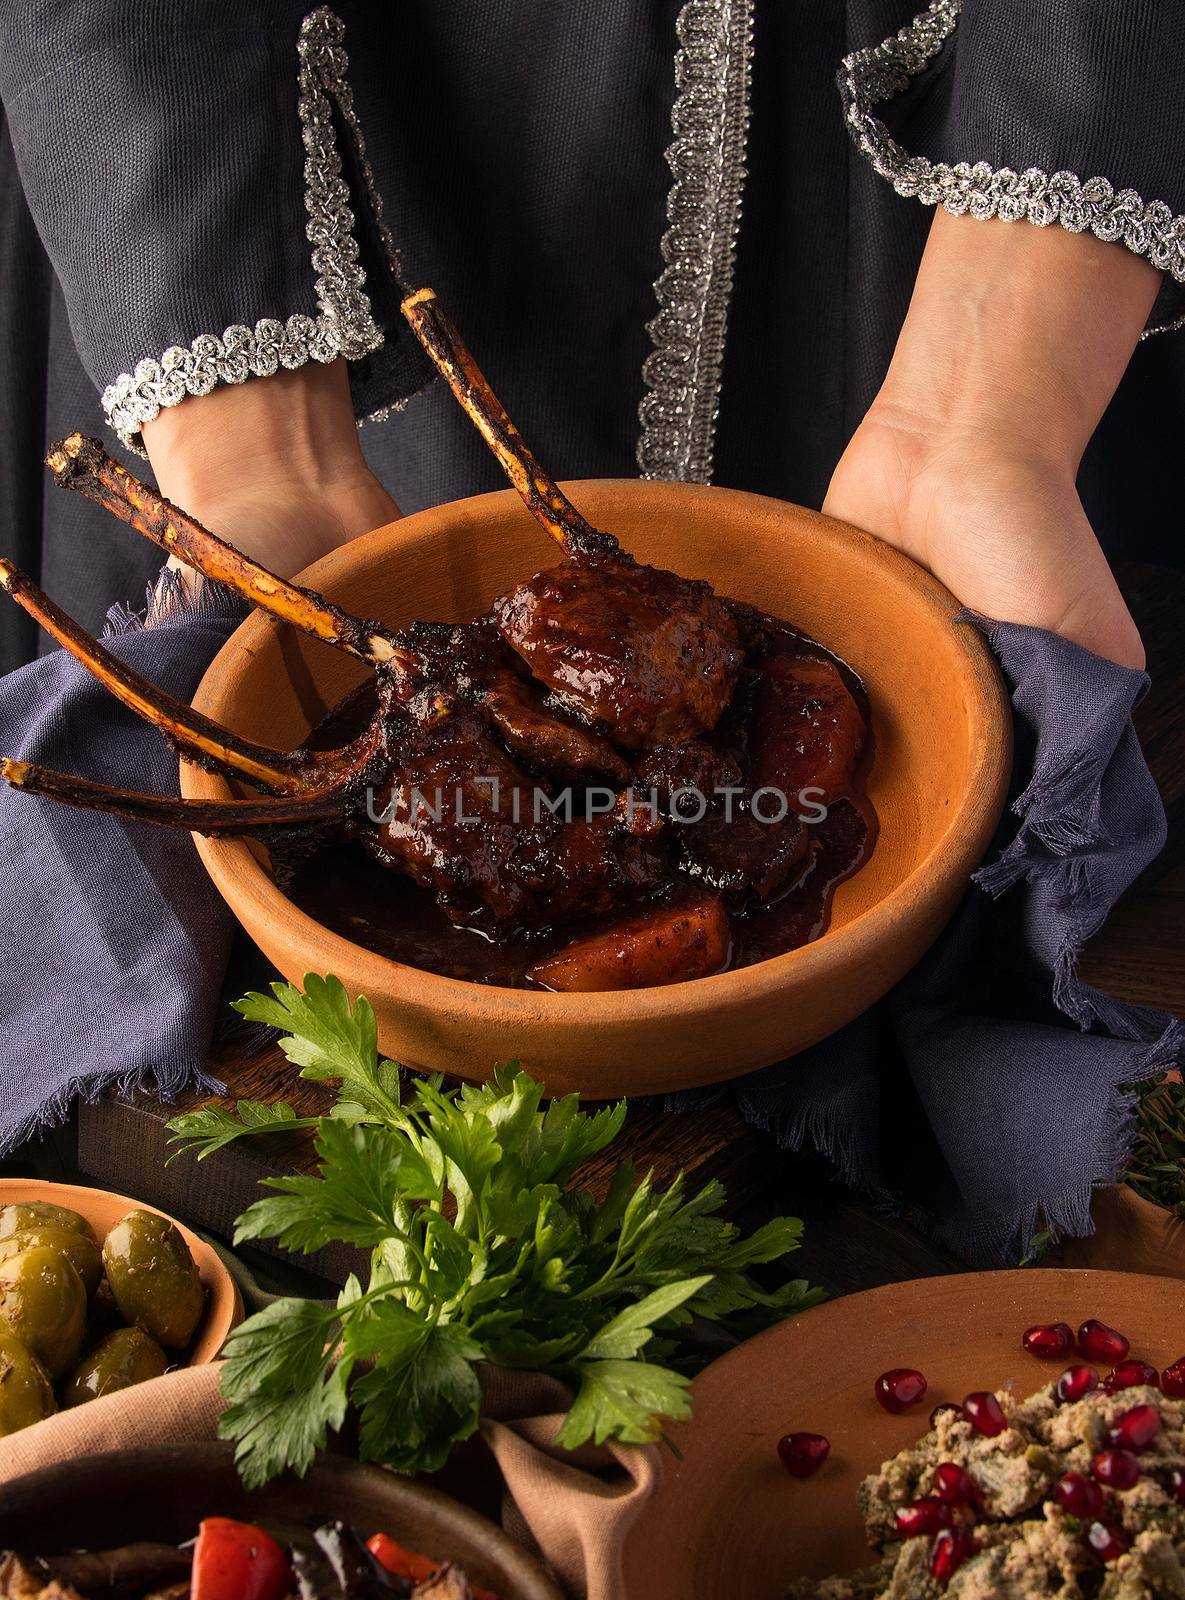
632 738 742 812
365 699 663 933
679 808 811 903
398 619 629 783
493 552 743 749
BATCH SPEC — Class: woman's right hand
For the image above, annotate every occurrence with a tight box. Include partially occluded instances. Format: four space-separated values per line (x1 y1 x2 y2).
141 359 400 584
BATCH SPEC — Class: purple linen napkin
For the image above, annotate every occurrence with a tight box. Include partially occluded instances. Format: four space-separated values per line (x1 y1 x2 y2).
0 573 246 1149
1 580 1180 1264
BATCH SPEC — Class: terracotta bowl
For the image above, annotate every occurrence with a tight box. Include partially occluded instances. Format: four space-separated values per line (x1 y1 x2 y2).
619 1267 1185 1596
182 480 1011 1098
0 1442 562 1600
0 1178 241 1365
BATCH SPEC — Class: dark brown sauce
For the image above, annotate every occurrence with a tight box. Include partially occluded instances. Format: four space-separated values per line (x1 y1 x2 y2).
291 788 875 988
285 612 877 990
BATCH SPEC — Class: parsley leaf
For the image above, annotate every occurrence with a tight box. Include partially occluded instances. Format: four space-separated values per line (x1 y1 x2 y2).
233 974 403 1123
165 1100 319 1163
172 974 824 1483
557 1360 694 1448
216 1296 349 1488
233 1121 432 1253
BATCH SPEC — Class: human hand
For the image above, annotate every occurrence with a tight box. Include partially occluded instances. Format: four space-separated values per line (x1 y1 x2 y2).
141 359 400 584
824 406 1146 668
824 211 1160 670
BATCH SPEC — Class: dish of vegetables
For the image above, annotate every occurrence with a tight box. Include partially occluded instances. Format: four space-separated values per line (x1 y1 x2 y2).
1 1517 495 1600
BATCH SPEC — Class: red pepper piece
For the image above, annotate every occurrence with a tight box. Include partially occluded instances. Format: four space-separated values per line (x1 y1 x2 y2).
192 1520 290 1600
368 1533 500 1600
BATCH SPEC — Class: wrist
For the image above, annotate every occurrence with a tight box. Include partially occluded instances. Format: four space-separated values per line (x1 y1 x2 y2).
875 210 1161 476
142 359 375 515
141 360 400 579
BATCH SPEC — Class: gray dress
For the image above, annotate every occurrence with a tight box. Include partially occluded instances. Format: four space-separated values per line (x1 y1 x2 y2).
2 0 1183 674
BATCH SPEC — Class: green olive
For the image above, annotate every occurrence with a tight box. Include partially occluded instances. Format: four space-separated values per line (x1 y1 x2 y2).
0 1331 56 1436
0 1226 103 1296
0 1246 86 1378
102 1211 204 1350
64 1327 169 1407
0 1201 96 1243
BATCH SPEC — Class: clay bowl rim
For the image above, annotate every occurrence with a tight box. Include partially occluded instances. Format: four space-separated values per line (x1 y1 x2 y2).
0 1441 564 1600
183 479 1011 1024
0 1177 242 1366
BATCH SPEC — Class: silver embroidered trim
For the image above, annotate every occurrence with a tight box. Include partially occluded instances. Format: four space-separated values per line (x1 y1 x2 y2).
841 0 1185 339
102 6 384 452
636 0 755 484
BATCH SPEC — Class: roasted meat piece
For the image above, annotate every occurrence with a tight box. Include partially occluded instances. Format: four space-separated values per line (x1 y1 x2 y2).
398 620 629 782
402 291 743 750
632 738 742 812
679 808 812 903
493 552 742 749
365 698 664 933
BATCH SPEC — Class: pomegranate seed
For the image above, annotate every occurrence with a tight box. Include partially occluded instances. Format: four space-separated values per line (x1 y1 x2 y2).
1092 1449 1141 1489
929 1403 962 1429
1056 1365 1100 1403
1023 1322 1074 1360
1077 1319 1130 1364
1087 1521 1130 1563
875 1368 927 1414
777 1432 830 1478
1101 1360 1160 1395
929 1529 978 1584
896 1498 953 1538
1053 1471 1104 1519
1110 1402 1161 1452
963 1391 1007 1437
1169 1469 1185 1506
931 1462 977 1506
1161 1357 1185 1398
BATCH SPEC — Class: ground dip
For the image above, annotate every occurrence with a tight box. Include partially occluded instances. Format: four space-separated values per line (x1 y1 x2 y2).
788 1382 1185 1598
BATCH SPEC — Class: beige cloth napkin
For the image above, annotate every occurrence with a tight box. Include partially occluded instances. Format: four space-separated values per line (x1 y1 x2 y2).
0 1363 659 1600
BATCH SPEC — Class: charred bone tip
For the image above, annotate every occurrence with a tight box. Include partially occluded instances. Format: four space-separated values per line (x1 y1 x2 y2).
45 431 103 485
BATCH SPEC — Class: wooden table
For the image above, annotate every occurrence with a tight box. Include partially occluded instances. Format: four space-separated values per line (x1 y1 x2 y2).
68 562 1185 1295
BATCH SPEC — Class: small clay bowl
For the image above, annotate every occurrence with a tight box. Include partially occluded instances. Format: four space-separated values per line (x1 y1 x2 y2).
0 1178 241 1364
182 480 1011 1098
1059 1183 1185 1279
0 1442 562 1600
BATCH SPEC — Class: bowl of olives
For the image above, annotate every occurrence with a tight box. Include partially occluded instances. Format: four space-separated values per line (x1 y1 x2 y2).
0 1180 241 1439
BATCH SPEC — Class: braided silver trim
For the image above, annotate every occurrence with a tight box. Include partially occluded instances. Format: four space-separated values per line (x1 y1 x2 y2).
102 7 383 452
636 0 755 484
841 0 1185 338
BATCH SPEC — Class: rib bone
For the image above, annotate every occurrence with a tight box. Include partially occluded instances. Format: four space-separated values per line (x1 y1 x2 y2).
1 758 344 835
45 434 416 672
402 288 616 560
0 560 305 793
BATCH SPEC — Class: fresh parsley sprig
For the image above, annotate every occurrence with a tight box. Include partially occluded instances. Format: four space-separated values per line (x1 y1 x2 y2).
168 974 823 1486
